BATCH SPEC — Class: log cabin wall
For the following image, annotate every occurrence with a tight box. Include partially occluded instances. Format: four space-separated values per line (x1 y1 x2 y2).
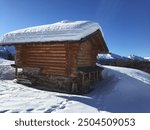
15 45 23 66
15 31 107 78
65 43 80 77
15 43 80 77
77 31 104 67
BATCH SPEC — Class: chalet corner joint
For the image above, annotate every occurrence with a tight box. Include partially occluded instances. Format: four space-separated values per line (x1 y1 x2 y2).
0 20 109 94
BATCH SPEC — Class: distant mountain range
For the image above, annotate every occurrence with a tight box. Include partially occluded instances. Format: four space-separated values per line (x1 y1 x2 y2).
128 55 149 61
144 57 150 61
97 53 150 64
0 46 16 54
0 46 16 59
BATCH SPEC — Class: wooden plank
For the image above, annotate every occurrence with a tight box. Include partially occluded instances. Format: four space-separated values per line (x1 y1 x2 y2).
26 53 66 57
24 61 67 65
24 59 66 63
24 63 66 67
23 50 66 54
25 53 67 56
77 62 91 66
24 44 65 47
42 70 66 76
46 66 66 71
78 57 91 60
77 60 92 63
24 47 65 50
26 58 66 62
26 57 66 60
22 47 66 50
42 69 66 73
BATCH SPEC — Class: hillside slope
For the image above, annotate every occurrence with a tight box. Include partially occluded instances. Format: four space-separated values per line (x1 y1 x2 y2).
0 59 150 113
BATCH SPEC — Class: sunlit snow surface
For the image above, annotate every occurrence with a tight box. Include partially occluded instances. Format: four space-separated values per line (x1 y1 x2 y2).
1 21 101 44
0 59 150 113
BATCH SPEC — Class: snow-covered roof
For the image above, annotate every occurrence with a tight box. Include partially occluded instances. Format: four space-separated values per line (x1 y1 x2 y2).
1 20 101 44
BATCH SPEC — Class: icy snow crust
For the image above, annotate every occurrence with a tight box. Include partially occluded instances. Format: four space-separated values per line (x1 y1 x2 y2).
1 21 100 44
0 59 150 113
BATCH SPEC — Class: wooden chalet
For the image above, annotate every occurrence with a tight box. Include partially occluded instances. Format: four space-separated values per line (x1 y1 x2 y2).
1 21 109 94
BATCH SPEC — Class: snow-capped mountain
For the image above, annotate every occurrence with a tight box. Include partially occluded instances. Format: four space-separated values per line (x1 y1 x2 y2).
144 57 150 61
128 55 147 61
97 53 130 64
0 46 16 59
98 53 129 61
97 53 150 64
0 46 16 54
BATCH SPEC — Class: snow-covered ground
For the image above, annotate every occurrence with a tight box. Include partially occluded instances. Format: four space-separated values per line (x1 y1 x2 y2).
0 58 15 80
0 59 150 113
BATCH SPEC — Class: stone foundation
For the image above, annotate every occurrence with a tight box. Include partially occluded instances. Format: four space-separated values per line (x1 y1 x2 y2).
17 72 102 94
16 66 104 94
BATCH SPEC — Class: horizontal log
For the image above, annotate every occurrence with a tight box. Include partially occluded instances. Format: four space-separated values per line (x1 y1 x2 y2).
24 59 67 63
78 56 92 59
24 58 67 62
18 50 78 56
25 44 65 47
43 66 66 71
24 44 65 47
23 62 67 68
25 53 66 57
78 51 87 54
23 47 66 51
77 58 92 60
24 55 76 60
42 70 66 76
69 46 79 49
26 52 66 56
77 59 92 62
77 63 92 65
25 57 66 60
24 50 67 54
25 50 78 54
45 70 67 73
25 52 67 56
77 63 92 66
77 62 92 64
78 55 92 57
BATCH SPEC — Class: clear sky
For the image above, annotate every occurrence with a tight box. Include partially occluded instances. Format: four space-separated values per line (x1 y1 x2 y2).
0 0 150 57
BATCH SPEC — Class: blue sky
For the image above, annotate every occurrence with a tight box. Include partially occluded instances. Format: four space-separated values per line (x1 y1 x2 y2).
0 0 150 56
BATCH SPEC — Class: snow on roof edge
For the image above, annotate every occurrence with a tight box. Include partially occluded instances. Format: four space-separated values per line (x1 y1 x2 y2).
1 20 104 45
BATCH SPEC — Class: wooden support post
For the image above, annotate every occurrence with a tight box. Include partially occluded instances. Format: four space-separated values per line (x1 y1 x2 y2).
82 73 85 87
93 72 95 81
96 71 99 80
89 72 91 81
98 71 100 80
15 67 18 77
